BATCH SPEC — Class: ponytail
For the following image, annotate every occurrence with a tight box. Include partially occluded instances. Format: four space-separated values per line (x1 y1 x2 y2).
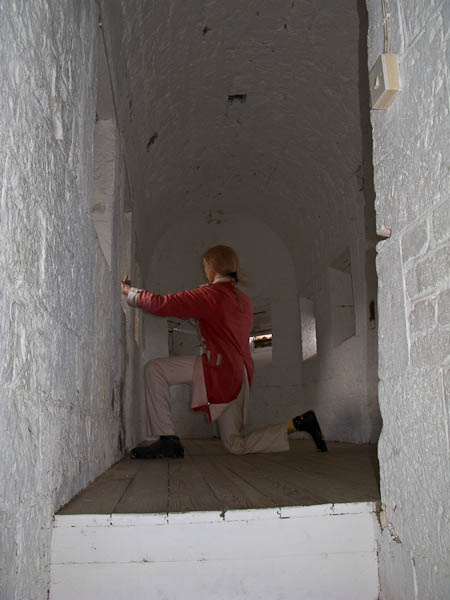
202 246 246 310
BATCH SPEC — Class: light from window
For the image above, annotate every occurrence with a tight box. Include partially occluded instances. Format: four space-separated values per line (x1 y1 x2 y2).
300 297 317 360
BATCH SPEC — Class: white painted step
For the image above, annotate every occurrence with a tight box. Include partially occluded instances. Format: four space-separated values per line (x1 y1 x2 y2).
51 502 380 600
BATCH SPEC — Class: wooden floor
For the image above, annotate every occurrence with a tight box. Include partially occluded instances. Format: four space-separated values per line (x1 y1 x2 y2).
58 439 380 515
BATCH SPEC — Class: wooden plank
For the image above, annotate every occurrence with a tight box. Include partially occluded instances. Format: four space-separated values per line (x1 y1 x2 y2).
183 438 226 457
167 455 222 512
58 476 133 515
51 510 380 600
266 441 380 502
106 457 142 478
289 441 379 481
209 455 281 509
192 455 254 511
221 453 331 507
57 440 380 515
113 461 169 514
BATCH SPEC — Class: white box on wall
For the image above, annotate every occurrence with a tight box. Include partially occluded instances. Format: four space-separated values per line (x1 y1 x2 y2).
369 54 400 110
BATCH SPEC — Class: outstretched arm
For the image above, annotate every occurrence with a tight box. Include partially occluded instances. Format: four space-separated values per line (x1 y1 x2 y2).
121 277 214 320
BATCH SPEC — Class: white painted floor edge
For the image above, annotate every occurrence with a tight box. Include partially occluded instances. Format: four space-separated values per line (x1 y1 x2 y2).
51 502 381 600
53 500 379 527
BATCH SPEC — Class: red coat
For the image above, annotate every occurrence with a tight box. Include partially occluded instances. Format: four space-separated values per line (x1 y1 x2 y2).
136 282 254 415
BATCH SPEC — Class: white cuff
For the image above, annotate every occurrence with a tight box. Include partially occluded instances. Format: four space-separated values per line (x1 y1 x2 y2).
127 287 142 307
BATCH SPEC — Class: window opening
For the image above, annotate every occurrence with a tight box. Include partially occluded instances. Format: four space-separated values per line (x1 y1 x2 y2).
250 331 273 350
250 305 272 355
299 297 317 360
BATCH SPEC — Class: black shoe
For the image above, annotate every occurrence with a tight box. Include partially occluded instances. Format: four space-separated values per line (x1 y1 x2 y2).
130 436 185 459
293 410 328 452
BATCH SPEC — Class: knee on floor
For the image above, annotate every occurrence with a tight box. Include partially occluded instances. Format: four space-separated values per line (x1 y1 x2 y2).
221 435 245 455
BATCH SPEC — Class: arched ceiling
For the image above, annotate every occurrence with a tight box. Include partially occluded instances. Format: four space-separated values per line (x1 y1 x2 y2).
101 0 366 276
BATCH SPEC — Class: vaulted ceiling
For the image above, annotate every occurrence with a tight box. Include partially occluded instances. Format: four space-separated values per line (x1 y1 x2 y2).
101 0 370 281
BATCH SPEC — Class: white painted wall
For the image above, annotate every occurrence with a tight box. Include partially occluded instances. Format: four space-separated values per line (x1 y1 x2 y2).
0 1 386 594
101 0 380 444
300 238 380 443
367 1 450 598
92 119 117 267
0 4 142 598
51 503 380 600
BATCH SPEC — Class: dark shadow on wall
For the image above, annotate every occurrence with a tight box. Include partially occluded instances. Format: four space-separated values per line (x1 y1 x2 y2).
357 0 382 443
357 0 377 242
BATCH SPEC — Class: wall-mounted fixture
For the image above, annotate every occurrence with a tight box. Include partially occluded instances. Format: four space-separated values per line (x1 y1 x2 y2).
369 53 400 110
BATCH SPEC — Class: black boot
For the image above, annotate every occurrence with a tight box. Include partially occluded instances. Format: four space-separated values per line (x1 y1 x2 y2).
130 436 185 459
293 411 328 452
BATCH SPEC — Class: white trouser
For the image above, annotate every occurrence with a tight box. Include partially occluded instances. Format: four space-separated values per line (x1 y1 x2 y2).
144 355 290 455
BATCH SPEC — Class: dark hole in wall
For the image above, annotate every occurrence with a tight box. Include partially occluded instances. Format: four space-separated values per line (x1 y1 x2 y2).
253 332 272 349
146 132 158 151
118 428 125 453
228 94 247 104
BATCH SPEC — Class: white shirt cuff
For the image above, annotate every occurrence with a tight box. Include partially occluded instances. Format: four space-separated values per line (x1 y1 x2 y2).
127 287 142 307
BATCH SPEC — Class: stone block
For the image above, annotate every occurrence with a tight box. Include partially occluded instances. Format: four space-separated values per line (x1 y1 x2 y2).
406 246 450 299
444 367 450 404
401 218 429 264
370 2 450 597
378 529 416 600
371 8 450 230
433 198 450 246
437 289 450 327
378 367 449 539
410 328 450 368
377 240 409 376
409 298 436 337
401 0 444 43
443 367 450 457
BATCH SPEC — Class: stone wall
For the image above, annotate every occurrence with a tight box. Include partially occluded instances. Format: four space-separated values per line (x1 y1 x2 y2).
0 2 133 597
101 0 380 444
367 1 450 597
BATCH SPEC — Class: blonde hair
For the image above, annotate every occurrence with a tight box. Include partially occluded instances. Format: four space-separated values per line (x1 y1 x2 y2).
202 245 244 284
202 245 247 309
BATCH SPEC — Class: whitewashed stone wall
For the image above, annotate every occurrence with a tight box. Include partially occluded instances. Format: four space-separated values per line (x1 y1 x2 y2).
0 2 135 598
101 0 380 443
367 1 450 598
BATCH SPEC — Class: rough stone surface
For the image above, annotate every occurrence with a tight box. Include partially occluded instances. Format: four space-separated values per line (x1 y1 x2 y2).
433 197 450 246
376 239 409 377
410 328 450 368
368 0 450 597
0 1 390 596
437 289 450 327
409 298 436 338
401 218 429 264
405 246 450 299
0 2 137 598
